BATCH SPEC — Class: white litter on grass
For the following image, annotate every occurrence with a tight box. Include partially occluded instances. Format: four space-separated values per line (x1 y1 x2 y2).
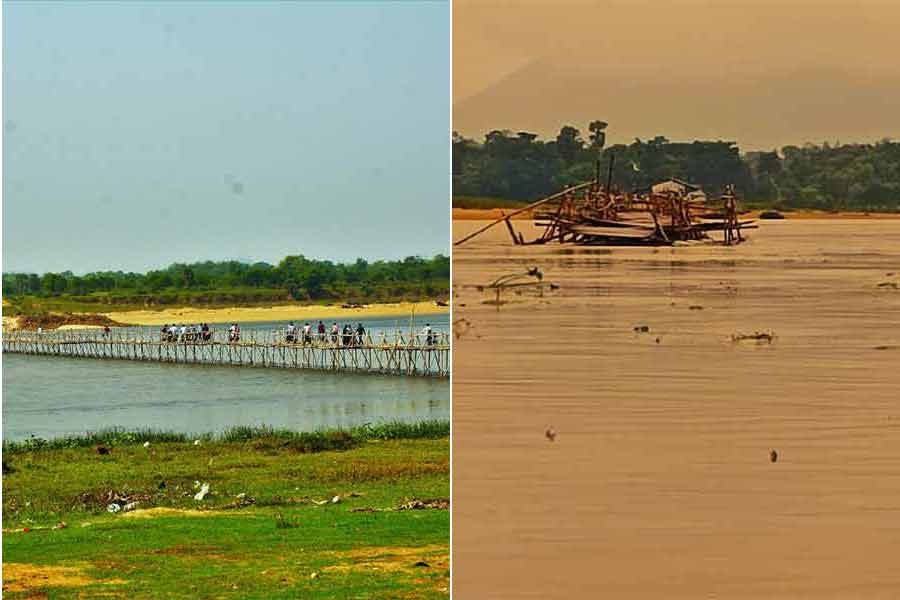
193 440 202 446
331 495 341 504
107 503 121 513
194 483 210 501
123 501 139 512
143 441 150 448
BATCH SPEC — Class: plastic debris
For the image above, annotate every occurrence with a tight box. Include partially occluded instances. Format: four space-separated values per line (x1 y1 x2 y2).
123 501 139 512
193 483 210 501
143 441 150 448
330 495 341 504
107 503 121 514
193 439 202 446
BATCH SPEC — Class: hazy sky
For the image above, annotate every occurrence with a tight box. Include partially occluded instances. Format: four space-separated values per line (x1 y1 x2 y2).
454 0 899 150
3 1 449 274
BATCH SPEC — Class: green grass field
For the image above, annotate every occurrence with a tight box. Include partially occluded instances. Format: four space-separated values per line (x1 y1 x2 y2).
2 424 450 599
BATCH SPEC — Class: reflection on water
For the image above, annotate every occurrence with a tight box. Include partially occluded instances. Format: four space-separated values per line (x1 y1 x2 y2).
3 315 449 441
452 220 900 599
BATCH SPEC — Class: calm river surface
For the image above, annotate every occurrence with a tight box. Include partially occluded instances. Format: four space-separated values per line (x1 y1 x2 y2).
452 219 900 599
2 314 449 441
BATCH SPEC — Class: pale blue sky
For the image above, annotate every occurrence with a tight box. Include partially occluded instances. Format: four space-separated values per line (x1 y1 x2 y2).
3 1 449 274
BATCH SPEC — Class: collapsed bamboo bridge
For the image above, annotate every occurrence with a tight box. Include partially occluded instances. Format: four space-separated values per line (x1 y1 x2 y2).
455 159 757 247
2 327 450 378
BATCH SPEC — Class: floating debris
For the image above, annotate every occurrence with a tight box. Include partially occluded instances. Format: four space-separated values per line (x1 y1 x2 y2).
453 318 473 340
481 268 557 306
545 427 557 442
770 450 778 463
732 332 774 343
633 325 650 333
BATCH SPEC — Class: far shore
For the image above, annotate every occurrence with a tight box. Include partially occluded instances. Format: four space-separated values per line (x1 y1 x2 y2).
103 300 448 327
452 207 900 221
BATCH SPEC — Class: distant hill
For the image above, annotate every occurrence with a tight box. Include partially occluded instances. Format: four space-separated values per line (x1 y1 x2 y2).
454 61 900 152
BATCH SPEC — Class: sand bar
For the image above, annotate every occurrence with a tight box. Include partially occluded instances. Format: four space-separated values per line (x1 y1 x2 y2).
103 300 448 326
453 206 900 221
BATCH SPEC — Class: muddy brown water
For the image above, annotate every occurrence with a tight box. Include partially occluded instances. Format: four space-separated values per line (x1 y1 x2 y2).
452 220 900 599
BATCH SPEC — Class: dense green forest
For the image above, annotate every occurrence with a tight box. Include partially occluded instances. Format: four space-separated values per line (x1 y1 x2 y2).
2 255 450 312
453 123 900 211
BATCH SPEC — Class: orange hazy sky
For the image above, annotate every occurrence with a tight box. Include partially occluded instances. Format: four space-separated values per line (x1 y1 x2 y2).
454 0 899 150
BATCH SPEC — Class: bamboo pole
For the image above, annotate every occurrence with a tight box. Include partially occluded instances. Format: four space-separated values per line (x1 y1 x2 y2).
453 182 593 246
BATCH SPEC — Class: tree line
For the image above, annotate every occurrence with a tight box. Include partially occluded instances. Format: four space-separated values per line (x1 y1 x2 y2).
2 254 450 305
453 123 900 211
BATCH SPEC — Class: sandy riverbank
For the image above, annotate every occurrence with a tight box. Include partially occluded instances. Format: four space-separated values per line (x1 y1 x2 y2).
453 208 533 221
453 206 900 221
103 300 448 326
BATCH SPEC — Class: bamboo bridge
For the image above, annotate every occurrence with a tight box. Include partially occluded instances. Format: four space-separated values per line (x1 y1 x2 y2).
2 328 450 378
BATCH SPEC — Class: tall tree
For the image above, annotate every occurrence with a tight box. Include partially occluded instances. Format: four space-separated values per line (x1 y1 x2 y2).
588 120 608 149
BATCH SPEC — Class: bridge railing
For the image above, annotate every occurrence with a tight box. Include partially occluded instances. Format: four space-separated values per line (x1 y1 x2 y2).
2 327 450 350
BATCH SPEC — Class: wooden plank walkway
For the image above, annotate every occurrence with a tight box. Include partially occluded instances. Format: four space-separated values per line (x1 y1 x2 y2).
2 328 450 378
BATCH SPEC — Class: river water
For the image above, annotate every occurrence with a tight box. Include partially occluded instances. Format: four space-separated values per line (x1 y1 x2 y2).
2 314 449 441
452 219 900 599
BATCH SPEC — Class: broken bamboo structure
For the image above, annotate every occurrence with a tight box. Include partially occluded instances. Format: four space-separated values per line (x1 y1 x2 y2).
455 172 755 247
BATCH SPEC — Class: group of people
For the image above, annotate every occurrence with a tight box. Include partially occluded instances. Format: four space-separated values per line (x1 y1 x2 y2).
160 323 213 342
283 321 366 346
156 320 439 346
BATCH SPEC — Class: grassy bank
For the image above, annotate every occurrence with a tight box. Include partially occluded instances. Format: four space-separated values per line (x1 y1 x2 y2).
3 285 451 317
2 422 450 599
